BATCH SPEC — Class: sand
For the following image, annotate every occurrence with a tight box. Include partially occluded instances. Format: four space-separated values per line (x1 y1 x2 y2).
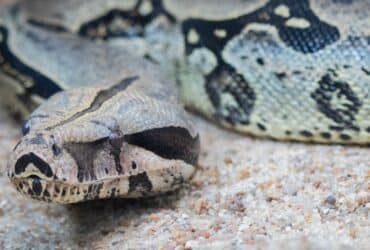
0 105 369 249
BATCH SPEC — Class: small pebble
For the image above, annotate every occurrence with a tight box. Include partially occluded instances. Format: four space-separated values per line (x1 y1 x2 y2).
356 192 370 206
224 157 233 165
238 169 250 179
324 195 336 206
194 198 209 214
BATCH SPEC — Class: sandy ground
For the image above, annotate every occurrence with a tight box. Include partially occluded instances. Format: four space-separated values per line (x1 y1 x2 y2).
0 104 369 249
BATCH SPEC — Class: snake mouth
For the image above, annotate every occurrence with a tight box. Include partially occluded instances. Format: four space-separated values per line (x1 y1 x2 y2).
10 176 49 202
9 175 88 203
9 158 195 204
9 175 104 203
8 127 199 204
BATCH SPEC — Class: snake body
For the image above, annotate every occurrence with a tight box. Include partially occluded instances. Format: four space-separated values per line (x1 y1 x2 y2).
0 0 369 203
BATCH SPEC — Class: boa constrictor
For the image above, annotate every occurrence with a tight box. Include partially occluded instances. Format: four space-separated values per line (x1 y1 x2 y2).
0 0 369 203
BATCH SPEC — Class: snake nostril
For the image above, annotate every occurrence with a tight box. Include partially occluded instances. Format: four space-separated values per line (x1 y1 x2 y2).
7 171 14 178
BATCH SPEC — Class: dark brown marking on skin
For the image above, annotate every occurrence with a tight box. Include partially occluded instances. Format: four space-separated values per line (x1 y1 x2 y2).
125 127 200 165
73 186 79 195
64 137 108 182
183 1 340 55
131 161 137 169
27 188 34 196
43 189 50 197
61 187 67 197
206 64 256 125
171 175 184 188
27 133 46 145
27 19 68 33
257 123 266 131
256 58 264 65
0 26 62 107
83 183 104 200
110 188 116 198
340 134 351 140
311 73 361 131
362 67 370 76
87 185 92 198
55 185 60 194
128 172 153 193
12 141 22 151
300 130 313 138
32 177 42 196
46 76 138 130
108 136 125 174
144 54 160 64
113 154 123 174
182 0 340 125
329 126 344 131
28 114 50 120
78 0 175 40
275 72 287 80
14 152 53 177
320 132 332 139
166 169 184 188
90 120 120 135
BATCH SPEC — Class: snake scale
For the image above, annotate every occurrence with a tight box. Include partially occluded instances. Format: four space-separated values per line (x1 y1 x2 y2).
0 0 369 203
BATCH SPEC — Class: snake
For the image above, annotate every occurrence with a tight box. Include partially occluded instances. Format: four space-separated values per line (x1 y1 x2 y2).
0 0 369 204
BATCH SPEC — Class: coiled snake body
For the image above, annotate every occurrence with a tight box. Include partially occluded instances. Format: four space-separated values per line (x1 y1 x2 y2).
0 0 369 203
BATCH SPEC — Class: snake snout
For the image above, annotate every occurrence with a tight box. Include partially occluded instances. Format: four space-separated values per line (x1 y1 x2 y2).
7 131 59 182
7 142 57 202
8 151 54 180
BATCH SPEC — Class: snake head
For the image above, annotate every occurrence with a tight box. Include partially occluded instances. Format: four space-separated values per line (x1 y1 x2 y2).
8 130 69 200
7 81 200 204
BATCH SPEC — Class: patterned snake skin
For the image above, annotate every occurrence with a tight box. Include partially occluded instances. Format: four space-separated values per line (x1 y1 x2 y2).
0 0 369 203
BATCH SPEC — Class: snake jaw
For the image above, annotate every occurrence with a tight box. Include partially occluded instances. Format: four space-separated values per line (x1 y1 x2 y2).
7 125 199 203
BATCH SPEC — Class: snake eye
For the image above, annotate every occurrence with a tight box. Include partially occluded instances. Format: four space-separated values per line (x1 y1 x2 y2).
52 143 62 156
21 120 30 135
108 134 124 149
